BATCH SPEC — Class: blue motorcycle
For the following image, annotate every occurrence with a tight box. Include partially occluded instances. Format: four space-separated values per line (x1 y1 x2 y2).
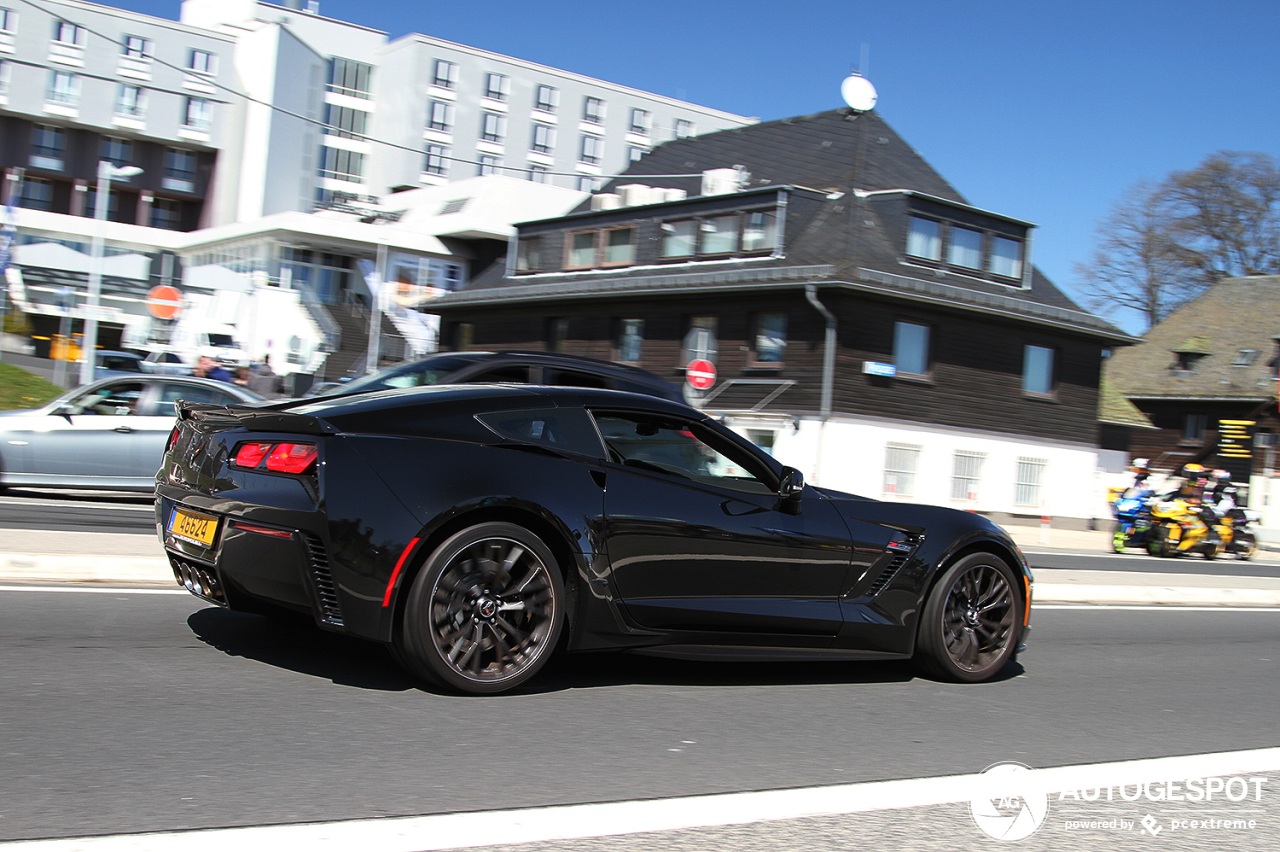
1109 487 1156 553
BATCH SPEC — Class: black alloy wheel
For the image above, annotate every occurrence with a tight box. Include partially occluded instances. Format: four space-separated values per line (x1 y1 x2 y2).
915 552 1021 683
397 522 564 694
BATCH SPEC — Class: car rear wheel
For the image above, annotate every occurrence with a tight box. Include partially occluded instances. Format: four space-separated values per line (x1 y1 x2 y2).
396 522 564 695
914 552 1021 683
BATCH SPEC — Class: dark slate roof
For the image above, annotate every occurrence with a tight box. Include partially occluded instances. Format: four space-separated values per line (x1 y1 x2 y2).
1105 275 1280 401
438 109 1131 342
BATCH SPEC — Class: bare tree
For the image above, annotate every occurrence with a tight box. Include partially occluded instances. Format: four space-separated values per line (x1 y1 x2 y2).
1076 151 1280 331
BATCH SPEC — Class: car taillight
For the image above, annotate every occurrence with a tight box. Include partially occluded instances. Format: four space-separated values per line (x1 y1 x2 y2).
165 425 181 454
232 441 317 475
266 443 318 474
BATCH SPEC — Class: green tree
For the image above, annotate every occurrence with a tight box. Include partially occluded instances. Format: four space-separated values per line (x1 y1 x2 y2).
1075 151 1280 331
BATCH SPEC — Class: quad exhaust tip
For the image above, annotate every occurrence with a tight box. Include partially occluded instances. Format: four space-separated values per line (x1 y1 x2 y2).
170 557 227 606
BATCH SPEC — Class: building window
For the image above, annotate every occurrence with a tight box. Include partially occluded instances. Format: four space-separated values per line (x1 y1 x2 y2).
548 317 569 353
432 59 456 88
535 84 558 112
122 35 150 57
319 147 364 182
699 214 738 255
618 318 643 363
674 118 694 138
579 134 602 164
629 108 649 134
0 8 15 32
583 96 605 124
478 155 501 176
183 97 213 130
906 216 941 261
1014 457 1047 508
0 60 9 95
893 321 930 376
1022 344 1054 395
754 313 787 363
1232 349 1258 366
53 20 83 45
989 235 1023 279
484 72 509 101
566 231 597 268
661 220 697 258
527 164 549 183
884 443 921 498
951 451 985 502
188 49 216 75
423 144 448 176
116 84 146 116
530 123 554 154
516 236 541 273
165 148 197 186
628 145 647 162
947 225 983 269
324 104 368 139
18 177 53 210
427 100 453 132
742 210 778 252
1183 413 1208 443
575 176 598 192
604 228 635 265
100 137 132 167
30 124 65 169
328 58 372 98
47 71 79 105
150 198 182 230
681 316 718 365
480 112 505 143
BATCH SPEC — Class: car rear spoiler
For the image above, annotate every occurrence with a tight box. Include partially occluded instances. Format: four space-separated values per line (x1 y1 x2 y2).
176 401 338 435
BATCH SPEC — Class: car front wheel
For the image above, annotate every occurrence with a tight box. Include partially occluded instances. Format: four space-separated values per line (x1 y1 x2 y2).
396 522 564 695
914 552 1021 683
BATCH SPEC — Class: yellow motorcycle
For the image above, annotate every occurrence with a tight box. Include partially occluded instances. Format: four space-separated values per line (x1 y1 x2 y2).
1147 498 1231 559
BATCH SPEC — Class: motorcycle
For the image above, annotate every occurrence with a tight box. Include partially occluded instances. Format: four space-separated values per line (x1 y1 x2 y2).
1146 498 1232 559
1108 486 1157 553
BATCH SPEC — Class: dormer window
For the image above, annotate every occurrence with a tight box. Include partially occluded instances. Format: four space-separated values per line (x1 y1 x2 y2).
907 217 941 260
660 208 778 260
902 205 1028 285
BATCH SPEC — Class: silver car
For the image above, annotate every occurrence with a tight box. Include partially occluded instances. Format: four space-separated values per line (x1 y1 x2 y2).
0 376 261 492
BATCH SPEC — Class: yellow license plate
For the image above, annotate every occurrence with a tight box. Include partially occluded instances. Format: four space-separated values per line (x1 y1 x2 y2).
168 508 219 547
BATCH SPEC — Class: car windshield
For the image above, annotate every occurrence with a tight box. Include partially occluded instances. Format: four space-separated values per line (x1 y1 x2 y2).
330 354 480 395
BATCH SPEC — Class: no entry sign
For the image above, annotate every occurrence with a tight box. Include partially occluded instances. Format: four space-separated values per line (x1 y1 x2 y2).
146 285 183 320
686 358 716 390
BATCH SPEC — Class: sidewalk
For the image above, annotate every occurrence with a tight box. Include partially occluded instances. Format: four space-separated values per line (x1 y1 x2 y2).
1 527 1279 607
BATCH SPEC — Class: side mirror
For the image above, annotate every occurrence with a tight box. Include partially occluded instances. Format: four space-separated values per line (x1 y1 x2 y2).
778 466 804 498
53 403 75 420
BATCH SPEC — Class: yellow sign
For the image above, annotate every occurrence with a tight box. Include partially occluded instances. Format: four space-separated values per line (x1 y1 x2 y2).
168 508 219 547
1218 419 1255 458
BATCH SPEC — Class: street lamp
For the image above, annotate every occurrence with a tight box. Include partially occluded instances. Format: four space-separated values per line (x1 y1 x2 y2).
79 161 144 386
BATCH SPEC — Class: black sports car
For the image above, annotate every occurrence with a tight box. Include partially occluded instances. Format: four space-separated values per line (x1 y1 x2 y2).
156 384 1032 694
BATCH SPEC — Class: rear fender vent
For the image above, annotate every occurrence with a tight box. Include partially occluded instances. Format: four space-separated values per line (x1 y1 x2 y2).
301 532 344 626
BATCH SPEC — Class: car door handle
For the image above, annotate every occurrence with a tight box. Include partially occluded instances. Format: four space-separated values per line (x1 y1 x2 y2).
113 426 135 433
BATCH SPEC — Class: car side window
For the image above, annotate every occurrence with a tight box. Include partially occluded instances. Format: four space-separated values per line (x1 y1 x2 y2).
65 382 145 416
546 368 609 389
477 407 603 456
468 366 531 383
592 412 773 495
157 383 241 410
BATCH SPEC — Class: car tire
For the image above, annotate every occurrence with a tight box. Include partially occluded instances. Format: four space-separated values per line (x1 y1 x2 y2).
914 552 1022 683
395 522 564 695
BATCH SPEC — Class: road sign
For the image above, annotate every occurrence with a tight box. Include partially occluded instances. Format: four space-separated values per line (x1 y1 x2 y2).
686 358 716 390
146 285 183 319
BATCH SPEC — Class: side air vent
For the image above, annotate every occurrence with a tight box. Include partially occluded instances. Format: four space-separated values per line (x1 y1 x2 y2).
301 532 344 626
864 549 912 598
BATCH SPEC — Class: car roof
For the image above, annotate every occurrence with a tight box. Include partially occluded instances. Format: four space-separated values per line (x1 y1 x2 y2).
287 382 699 420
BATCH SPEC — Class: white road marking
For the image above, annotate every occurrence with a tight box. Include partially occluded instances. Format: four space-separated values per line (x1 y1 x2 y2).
0 585 186 595
1036 603 1280 612
3 748 1278 851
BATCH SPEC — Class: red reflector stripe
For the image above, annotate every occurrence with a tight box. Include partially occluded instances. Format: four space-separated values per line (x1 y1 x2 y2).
231 521 294 539
382 537 420 607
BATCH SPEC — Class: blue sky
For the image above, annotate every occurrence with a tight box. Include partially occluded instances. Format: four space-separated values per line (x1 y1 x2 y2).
111 0 1280 330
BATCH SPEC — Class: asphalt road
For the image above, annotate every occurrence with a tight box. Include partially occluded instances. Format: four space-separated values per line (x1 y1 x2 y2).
1 588 1277 845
